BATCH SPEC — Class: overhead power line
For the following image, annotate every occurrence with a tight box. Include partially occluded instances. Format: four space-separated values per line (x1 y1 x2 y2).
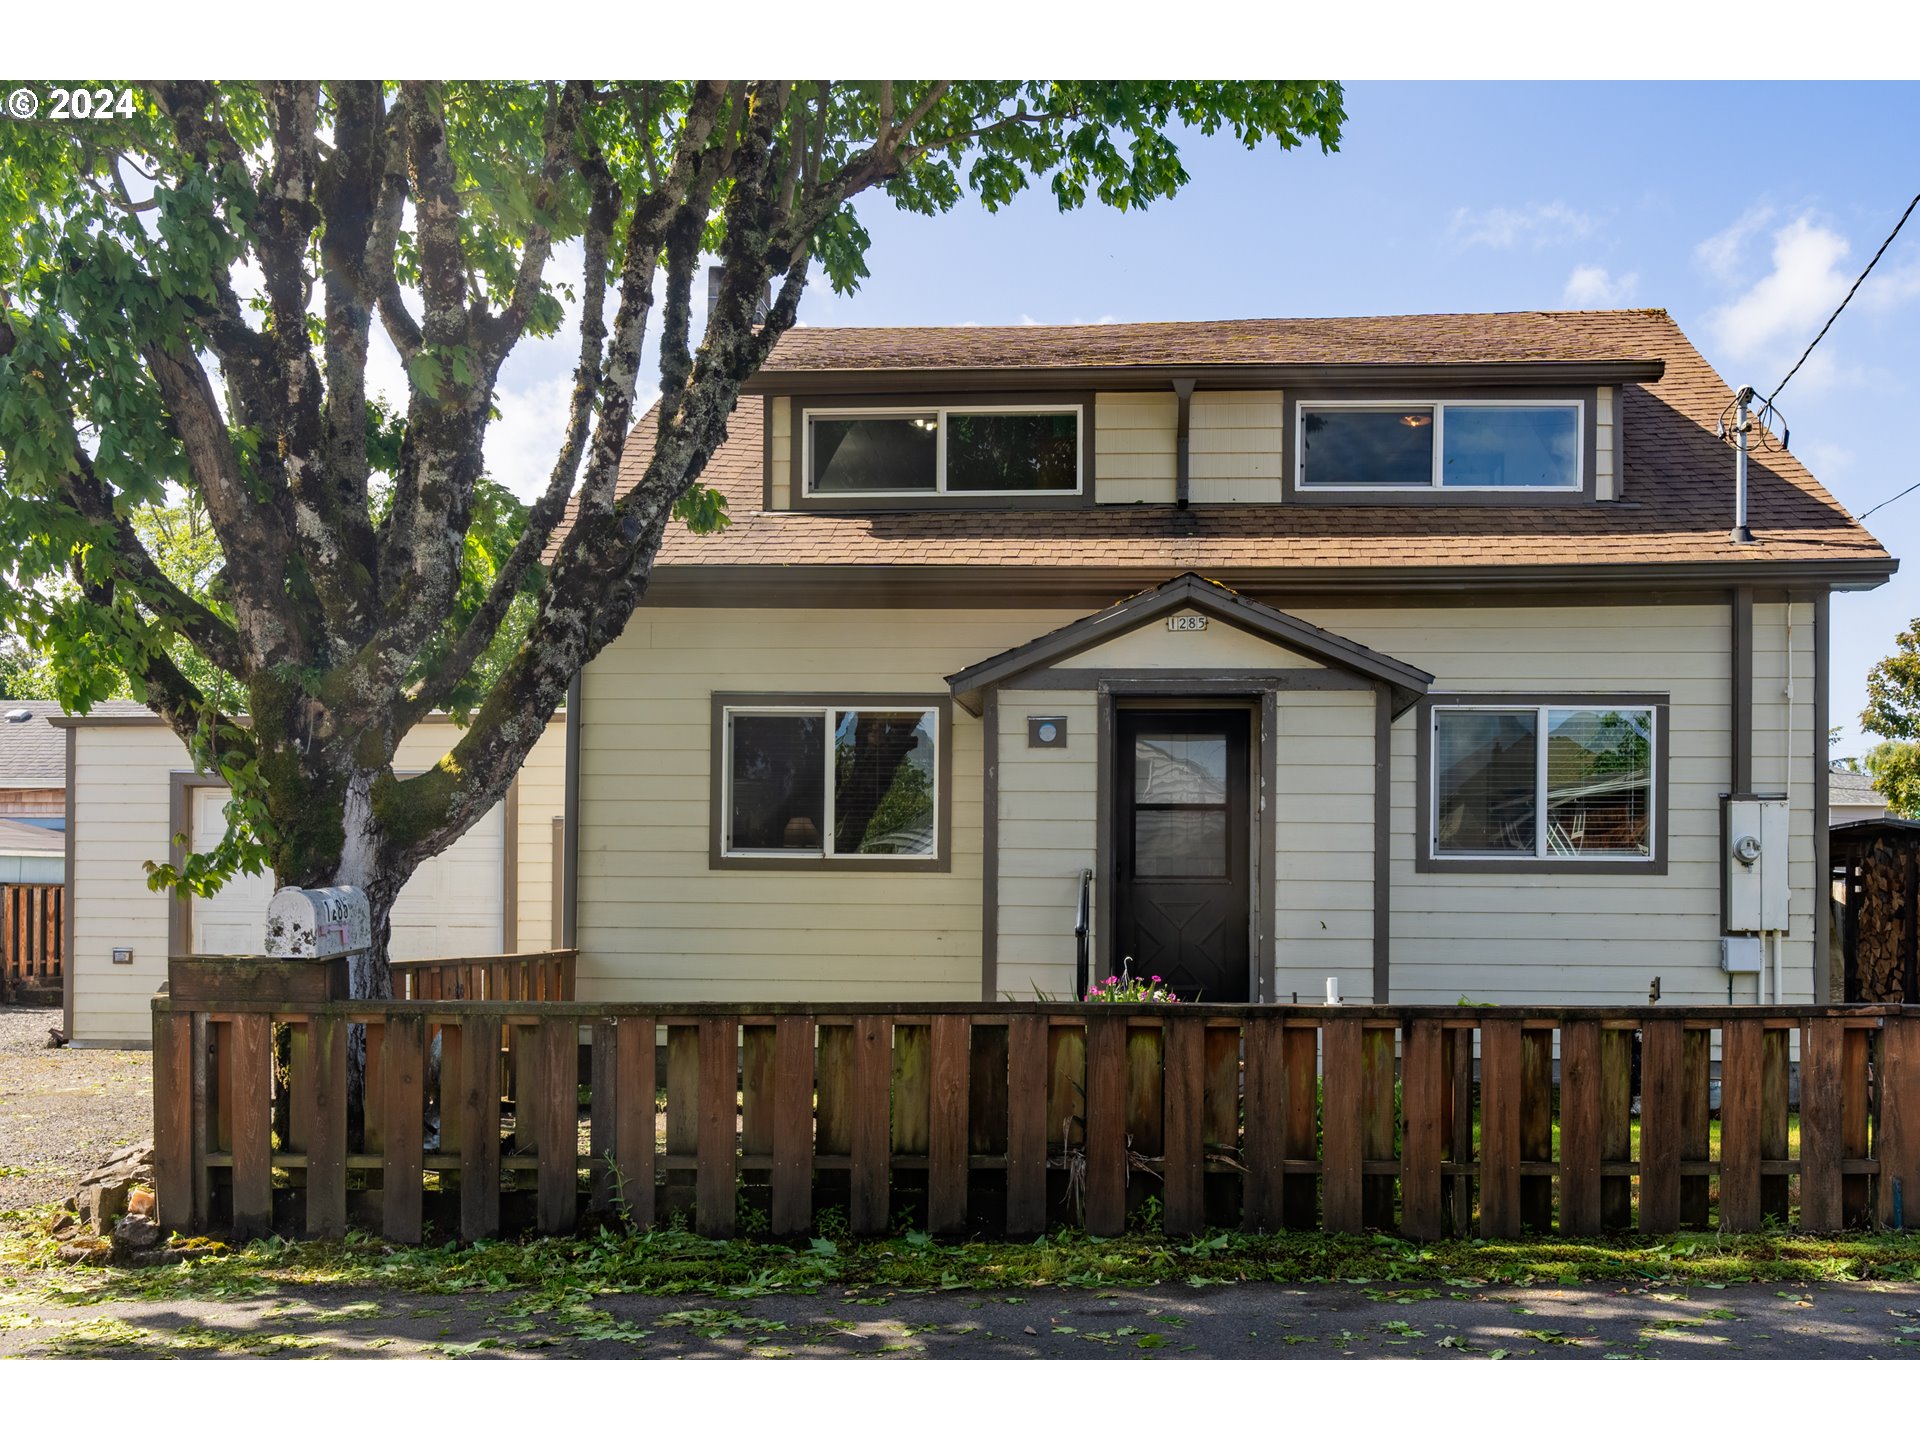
1766 191 1919 408
1860 477 1920 523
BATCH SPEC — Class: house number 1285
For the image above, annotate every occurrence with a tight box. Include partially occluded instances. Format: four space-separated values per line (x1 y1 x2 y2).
1166 615 1208 632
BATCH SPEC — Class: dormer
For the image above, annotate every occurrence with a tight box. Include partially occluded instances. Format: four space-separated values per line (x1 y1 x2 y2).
743 321 1666 513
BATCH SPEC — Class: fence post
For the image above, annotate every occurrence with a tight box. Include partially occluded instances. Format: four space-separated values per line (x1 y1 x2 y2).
152 1005 194 1234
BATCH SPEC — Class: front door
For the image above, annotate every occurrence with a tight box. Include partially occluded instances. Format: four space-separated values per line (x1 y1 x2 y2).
1113 708 1251 1002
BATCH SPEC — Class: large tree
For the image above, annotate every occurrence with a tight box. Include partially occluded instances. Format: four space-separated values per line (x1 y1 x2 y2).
0 81 1345 996
1861 620 1920 817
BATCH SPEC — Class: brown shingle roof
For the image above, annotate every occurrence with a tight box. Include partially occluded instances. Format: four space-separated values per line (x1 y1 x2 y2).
0 699 148 789
550 310 1890 581
754 310 1661 372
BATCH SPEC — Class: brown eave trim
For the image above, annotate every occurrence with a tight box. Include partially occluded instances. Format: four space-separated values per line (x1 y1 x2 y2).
744 359 1668 396
645 557 1897 609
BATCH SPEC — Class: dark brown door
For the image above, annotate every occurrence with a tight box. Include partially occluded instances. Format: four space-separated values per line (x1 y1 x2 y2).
1113 709 1251 1003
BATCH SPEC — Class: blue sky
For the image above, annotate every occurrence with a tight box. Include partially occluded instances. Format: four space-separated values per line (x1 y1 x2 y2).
480 81 1920 754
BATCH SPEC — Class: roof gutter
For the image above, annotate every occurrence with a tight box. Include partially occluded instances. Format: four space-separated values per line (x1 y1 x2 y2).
643 556 1898 608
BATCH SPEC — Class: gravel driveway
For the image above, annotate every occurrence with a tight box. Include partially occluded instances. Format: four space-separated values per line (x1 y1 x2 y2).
0 1006 151 1210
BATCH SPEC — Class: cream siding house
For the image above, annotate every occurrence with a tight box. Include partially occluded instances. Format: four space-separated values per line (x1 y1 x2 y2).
555 310 1889 1011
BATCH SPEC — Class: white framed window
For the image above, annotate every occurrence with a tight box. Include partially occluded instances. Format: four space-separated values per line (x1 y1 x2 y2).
1429 702 1655 862
802 404 1084 497
721 703 941 861
1297 398 1584 492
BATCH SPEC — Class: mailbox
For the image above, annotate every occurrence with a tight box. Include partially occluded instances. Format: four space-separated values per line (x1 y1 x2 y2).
265 885 373 959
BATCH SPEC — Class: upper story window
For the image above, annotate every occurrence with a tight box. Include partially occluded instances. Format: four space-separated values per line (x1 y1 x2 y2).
805 405 1082 497
1298 400 1582 492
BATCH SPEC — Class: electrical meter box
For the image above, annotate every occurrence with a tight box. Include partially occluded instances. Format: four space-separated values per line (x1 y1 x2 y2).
1724 797 1790 933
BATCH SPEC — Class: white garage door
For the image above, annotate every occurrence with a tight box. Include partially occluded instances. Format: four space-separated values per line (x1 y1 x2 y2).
189 786 505 958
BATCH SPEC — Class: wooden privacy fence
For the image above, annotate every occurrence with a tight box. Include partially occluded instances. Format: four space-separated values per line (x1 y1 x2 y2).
390 950 576 1003
2 883 63 998
152 971 1920 1246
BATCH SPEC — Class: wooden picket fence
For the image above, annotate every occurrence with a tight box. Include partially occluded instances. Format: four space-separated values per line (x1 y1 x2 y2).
151 964 1920 1246
1 883 63 999
390 950 576 1003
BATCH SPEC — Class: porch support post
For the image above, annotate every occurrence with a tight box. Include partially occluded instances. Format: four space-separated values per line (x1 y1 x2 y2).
980 688 1000 1001
1373 681 1392 1003
1813 589 1831 1002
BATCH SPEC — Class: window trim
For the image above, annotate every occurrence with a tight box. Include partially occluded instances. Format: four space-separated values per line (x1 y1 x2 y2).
1296 397 1585 494
1283 387 1597 506
1414 691 1669 876
709 691 953 872
796 398 1088 504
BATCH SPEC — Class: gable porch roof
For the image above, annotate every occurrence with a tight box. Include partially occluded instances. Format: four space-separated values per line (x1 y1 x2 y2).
945 572 1434 717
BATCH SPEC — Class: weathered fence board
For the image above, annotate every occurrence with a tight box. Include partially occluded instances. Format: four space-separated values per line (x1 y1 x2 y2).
1161 1018 1205 1235
149 990 1920 1247
614 1016 656 1229
928 1015 971 1235
457 1015 500 1241
1 883 64 996
1083 1014 1128 1236
228 1015 273 1241
770 1017 814 1238
1720 1018 1764 1232
696 1017 738 1238
1399 1019 1445 1240
1557 1020 1602 1236
1005 1015 1048 1237
1321 1018 1364 1233
849 1016 891 1234
380 1014 426 1244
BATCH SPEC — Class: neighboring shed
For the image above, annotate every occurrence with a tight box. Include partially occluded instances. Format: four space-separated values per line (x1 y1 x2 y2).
1831 816 1920 1003
53 710 569 1045
0 817 63 885
1829 764 1889 827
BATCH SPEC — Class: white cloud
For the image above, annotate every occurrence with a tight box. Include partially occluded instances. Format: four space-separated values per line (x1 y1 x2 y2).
1799 440 1854 481
1703 215 1855 363
1449 201 1595 249
1695 204 1774 282
1561 264 1639 308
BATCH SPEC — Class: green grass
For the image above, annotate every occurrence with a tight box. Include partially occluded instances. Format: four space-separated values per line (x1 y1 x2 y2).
5 1204 1919 1313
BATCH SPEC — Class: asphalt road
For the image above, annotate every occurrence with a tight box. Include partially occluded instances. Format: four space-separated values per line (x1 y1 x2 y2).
4 1278 1918 1358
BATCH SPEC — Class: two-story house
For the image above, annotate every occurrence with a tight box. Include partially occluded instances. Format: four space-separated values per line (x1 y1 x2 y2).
556 308 1894 1010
